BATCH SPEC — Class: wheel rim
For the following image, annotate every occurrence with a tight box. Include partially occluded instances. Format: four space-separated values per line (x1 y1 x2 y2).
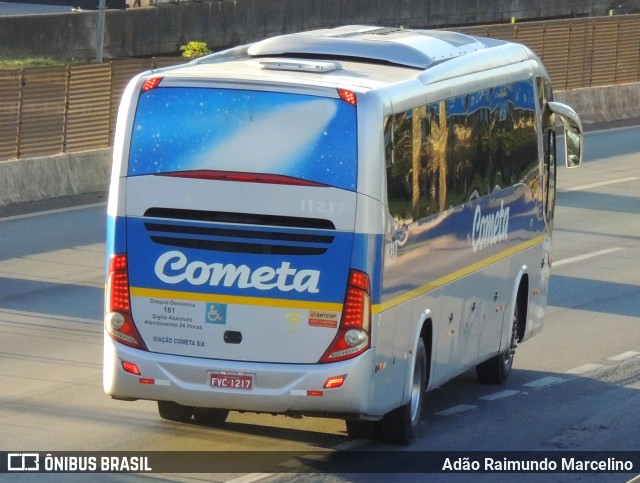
503 313 519 370
409 355 423 424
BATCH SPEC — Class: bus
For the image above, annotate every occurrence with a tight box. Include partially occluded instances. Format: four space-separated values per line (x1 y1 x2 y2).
103 25 583 444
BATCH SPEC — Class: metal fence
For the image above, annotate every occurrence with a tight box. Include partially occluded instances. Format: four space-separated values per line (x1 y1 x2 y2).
455 14 640 90
1 15 640 161
0 57 184 161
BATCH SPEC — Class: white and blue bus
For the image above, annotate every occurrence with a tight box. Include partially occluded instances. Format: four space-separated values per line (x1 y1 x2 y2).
104 25 583 444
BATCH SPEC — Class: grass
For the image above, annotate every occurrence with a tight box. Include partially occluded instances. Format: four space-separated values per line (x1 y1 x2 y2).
0 57 79 69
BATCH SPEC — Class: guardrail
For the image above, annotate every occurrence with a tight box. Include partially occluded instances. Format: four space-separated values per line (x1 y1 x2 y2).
1 14 639 162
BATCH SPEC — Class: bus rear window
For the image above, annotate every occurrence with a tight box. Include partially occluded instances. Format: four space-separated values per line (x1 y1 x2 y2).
128 87 357 191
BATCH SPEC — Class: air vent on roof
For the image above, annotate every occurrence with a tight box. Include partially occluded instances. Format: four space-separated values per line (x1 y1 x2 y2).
259 60 338 73
249 33 434 69
246 26 492 70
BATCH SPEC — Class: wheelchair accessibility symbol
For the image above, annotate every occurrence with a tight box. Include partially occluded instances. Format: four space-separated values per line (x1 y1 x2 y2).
205 303 227 324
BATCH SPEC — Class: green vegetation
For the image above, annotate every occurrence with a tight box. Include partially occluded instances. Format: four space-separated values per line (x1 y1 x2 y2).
179 41 211 59
0 57 75 70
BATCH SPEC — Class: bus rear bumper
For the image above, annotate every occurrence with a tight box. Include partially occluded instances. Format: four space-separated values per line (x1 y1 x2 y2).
103 336 375 416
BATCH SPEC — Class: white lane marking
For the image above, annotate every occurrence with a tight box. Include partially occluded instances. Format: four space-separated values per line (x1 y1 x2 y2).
435 404 477 416
479 390 519 401
523 376 566 388
227 474 273 483
278 459 304 469
607 351 640 362
562 176 639 192
566 364 604 374
279 452 330 472
0 202 106 222
554 247 625 267
334 439 366 450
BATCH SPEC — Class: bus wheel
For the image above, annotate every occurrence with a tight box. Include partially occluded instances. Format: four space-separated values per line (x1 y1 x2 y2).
157 401 193 423
192 408 229 427
476 303 520 384
380 338 426 445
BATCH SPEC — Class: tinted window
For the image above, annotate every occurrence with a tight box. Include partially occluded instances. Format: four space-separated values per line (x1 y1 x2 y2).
129 88 358 191
385 80 538 221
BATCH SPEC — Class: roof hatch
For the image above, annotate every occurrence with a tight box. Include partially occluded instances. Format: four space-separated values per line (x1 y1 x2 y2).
259 59 339 73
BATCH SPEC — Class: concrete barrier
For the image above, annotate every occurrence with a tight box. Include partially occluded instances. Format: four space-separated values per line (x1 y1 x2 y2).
555 83 640 125
0 82 637 208
0 149 112 207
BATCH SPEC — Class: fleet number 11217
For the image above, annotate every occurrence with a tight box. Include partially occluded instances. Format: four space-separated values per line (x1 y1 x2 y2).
300 199 345 214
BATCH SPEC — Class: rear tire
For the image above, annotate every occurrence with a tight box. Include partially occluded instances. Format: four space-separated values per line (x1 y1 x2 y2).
157 401 193 423
192 408 229 427
476 302 520 384
379 338 426 445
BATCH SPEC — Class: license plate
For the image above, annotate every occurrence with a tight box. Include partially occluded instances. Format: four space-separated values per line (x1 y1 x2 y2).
209 371 254 390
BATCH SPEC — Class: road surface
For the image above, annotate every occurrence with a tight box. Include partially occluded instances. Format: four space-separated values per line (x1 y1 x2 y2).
0 124 639 482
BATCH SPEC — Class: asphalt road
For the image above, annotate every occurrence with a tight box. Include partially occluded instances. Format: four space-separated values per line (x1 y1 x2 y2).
0 123 639 482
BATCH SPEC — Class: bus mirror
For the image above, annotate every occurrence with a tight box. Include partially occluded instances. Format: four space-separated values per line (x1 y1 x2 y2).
565 126 581 168
547 101 583 168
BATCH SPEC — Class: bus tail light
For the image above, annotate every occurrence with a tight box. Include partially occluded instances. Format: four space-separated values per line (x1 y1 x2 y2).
324 375 347 389
337 88 357 106
121 361 141 376
319 269 371 363
106 254 146 350
159 170 328 187
141 76 163 92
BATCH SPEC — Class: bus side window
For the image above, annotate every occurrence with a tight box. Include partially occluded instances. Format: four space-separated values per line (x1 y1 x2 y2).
385 80 539 225
384 115 393 167
544 128 557 229
385 113 414 222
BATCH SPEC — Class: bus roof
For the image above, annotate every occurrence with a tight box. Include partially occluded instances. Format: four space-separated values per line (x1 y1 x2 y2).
244 26 494 70
154 26 541 91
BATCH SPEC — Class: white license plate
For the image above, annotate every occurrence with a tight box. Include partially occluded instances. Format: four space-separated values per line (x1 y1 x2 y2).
208 372 254 390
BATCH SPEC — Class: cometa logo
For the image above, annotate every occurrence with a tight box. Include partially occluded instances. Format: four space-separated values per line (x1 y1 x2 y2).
154 250 320 293
471 201 510 253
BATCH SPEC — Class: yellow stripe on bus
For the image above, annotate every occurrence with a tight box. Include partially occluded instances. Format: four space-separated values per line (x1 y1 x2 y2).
130 236 543 316
378 236 545 312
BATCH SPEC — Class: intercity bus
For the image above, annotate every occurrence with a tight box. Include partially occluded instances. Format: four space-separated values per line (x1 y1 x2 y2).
103 25 583 444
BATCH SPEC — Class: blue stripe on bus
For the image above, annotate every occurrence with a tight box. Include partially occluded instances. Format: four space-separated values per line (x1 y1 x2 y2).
382 184 546 303
122 216 354 304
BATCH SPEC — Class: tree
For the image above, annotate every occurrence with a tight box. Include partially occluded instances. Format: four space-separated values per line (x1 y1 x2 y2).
180 41 211 58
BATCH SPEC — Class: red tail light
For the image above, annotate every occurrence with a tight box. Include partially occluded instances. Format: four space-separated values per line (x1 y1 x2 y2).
324 375 347 389
121 361 141 376
158 170 327 187
319 269 371 363
337 88 357 106
141 76 162 92
106 254 146 350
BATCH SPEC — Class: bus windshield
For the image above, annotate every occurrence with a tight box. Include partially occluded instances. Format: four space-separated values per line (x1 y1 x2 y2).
128 87 358 191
